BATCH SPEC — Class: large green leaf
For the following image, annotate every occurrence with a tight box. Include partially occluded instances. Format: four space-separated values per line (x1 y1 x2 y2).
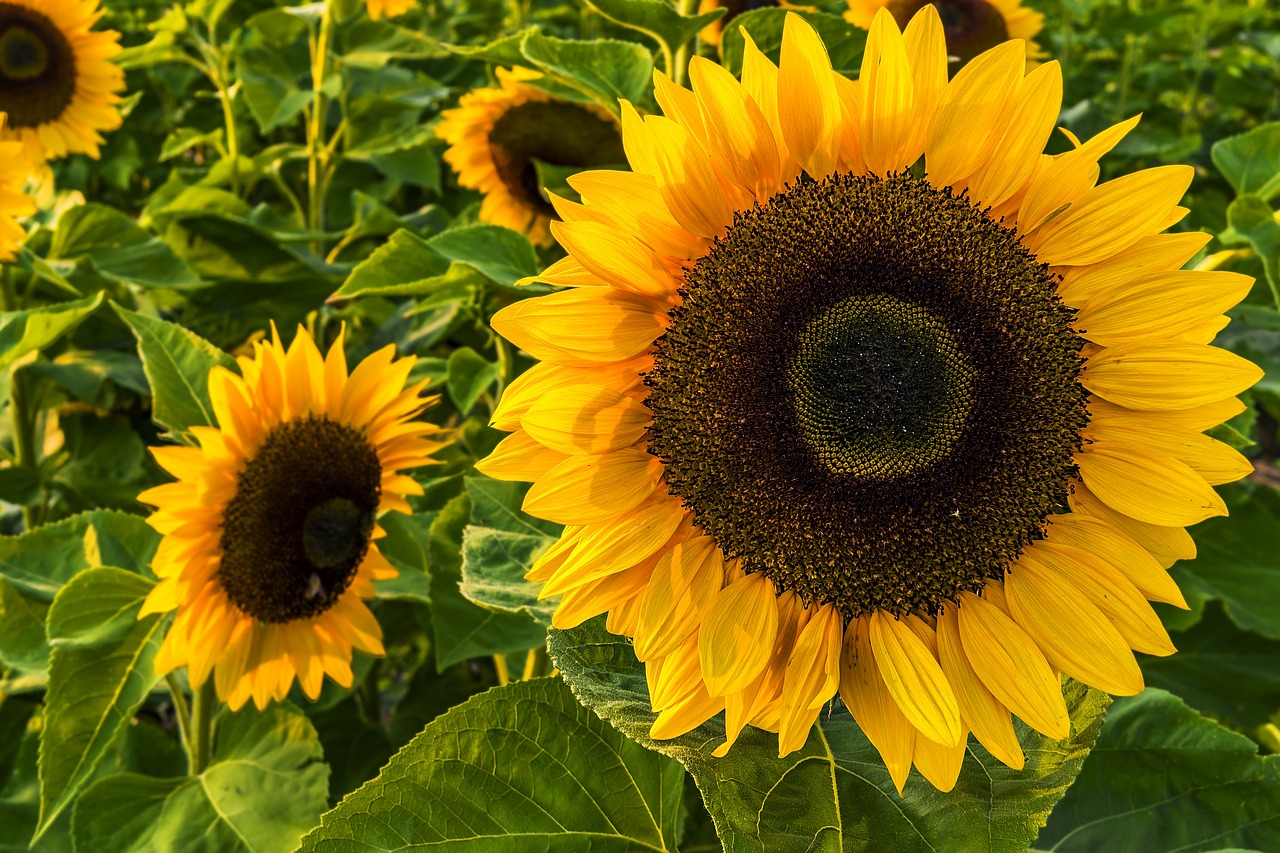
36 568 165 840
297 677 685 852
330 229 482 301
0 579 50 672
580 0 724 74
0 509 159 600
48 205 201 291
1039 689 1280 851
1174 483 1280 641
427 224 539 289
1212 123 1280 202
460 477 559 627
113 305 237 438
445 346 499 415
1226 194 1280 307
548 618 1109 853
0 295 104 376
521 33 654 109
71 704 330 853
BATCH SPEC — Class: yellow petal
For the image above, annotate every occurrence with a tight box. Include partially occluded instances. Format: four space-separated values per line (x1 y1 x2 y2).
690 56 782 202
550 220 679 300
1083 342 1262 411
634 537 724 661
936 603 1023 770
869 610 963 747
552 557 654 630
777 604 843 757
475 430 569 482
840 615 916 794
699 572 780 697
1078 270 1253 346
1055 231 1213 306
1076 441 1226 526
956 591 1069 740
491 357 650 431
912 730 967 793
900 5 947 159
1087 419 1252 486
523 448 662 525
926 40 1026 188
967 61 1063 210
491 289 667 366
859 9 916 175
1006 544 1145 696
1068 482 1197 569
1017 115 1141 234
1088 394 1246 434
650 679 725 740
541 499 686 595
520 384 651 455
778 13 842 179
1045 513 1187 608
1028 166 1194 266
739 31 800 185
645 114 742 239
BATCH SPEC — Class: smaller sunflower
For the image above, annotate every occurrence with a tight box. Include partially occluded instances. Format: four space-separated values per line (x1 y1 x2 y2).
437 67 627 246
139 328 445 711
845 0 1045 64
0 114 35 262
365 0 414 20
0 0 124 162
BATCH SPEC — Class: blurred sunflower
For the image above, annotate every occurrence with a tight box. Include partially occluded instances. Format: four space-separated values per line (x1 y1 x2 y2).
845 0 1045 65
0 114 35 262
0 0 124 161
365 0 414 20
139 328 445 711
481 9 1262 793
437 67 626 246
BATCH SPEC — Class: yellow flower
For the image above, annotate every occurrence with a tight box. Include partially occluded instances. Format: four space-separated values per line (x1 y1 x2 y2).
846 0 1045 65
0 114 35 262
0 0 125 161
365 0 414 21
140 328 445 711
437 67 626 247
481 10 1262 794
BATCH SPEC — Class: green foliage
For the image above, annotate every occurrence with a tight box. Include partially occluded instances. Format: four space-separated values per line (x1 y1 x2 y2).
549 618 1109 853
71 704 330 853
297 677 685 852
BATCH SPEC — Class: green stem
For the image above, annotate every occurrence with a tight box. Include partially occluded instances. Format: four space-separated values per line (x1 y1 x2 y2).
307 1 336 254
216 75 240 196
10 372 39 532
165 674 193 769
672 0 699 86
189 680 216 775
357 659 382 726
0 265 16 313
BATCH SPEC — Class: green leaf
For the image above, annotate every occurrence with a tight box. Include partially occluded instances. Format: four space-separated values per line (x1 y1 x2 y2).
1174 483 1280 642
427 493 547 669
549 617 1109 853
1039 689 1280 851
1143 603 1280 728
442 29 534 66
341 20 443 67
521 33 654 109
1212 123 1280 202
0 294 104 376
445 346 499 415
0 579 50 672
427 224 539 288
0 510 159 601
36 568 165 841
112 304 237 437
1226 194 1280 308
459 477 560 627
372 511 434 605
297 677 685 852
330 229 478 300
71 704 329 853
49 205 202 291
719 9 866 75
582 0 724 67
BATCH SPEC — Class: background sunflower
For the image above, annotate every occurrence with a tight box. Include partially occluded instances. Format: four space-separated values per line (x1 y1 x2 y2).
0 113 34 261
845 0 1046 64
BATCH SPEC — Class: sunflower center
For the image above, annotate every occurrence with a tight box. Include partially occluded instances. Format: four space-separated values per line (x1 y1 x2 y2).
0 4 77 128
645 173 1087 618
219 416 382 624
790 293 975 478
487 101 626 216
886 0 1008 64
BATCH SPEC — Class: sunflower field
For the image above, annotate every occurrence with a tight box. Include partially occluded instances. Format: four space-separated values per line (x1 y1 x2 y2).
1 0 1280 849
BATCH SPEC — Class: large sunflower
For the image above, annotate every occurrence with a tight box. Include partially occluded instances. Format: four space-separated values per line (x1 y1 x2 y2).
846 0 1045 65
480 9 1262 793
0 0 124 161
437 67 627 247
0 114 35 262
139 328 444 711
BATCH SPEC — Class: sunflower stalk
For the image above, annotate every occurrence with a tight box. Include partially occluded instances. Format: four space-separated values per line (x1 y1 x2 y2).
188 680 216 776
9 369 41 531
672 0 699 86
307 0 337 253
165 674 194 765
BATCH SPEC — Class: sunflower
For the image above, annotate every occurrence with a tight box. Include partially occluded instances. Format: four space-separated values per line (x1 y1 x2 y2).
0 114 35 262
0 0 124 162
846 0 1045 65
437 67 627 246
480 8 1262 794
365 0 414 21
139 328 445 711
